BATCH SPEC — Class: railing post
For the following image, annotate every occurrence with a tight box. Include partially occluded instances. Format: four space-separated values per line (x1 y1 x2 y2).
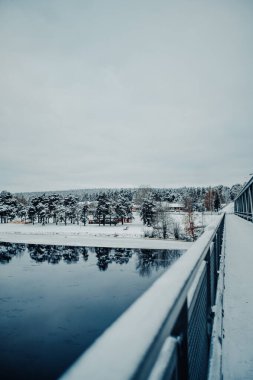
206 248 213 309
187 263 210 380
248 186 253 222
172 300 189 380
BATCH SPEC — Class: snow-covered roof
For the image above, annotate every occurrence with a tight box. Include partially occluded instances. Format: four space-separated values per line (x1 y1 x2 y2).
169 203 184 208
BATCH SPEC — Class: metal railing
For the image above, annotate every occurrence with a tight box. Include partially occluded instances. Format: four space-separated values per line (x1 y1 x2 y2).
234 175 253 222
61 215 225 380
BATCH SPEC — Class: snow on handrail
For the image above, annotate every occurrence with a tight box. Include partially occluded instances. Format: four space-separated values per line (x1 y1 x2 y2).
60 215 224 380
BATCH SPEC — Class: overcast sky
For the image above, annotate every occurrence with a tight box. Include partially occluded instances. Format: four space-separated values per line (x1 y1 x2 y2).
1 0 253 192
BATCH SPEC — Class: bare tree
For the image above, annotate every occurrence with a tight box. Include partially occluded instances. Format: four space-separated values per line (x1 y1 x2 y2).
183 196 197 241
204 188 215 212
153 204 173 239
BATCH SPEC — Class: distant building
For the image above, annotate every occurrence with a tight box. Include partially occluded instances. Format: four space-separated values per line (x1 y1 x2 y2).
168 203 184 212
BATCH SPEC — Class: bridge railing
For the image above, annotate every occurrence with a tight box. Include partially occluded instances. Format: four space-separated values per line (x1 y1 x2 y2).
234 175 253 222
61 215 225 380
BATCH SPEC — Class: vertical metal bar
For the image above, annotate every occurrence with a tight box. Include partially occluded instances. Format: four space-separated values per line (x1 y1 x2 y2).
147 337 178 380
172 301 189 380
234 200 237 214
214 235 218 292
244 192 248 218
188 265 209 380
248 186 253 222
206 248 213 309
246 190 249 219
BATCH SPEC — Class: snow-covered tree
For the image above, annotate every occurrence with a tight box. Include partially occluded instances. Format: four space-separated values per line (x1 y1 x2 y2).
140 197 156 226
63 195 78 225
214 191 221 211
48 194 63 224
80 203 89 225
134 185 153 206
0 191 19 223
27 206 36 224
17 207 27 222
95 193 111 226
230 184 242 201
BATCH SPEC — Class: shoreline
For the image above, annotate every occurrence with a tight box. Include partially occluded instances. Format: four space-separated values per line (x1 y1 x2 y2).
0 231 192 250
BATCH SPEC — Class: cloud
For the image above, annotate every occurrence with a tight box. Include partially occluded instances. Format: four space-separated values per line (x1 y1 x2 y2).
1 0 253 191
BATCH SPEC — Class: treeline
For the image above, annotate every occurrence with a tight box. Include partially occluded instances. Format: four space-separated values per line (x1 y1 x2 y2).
0 184 242 225
151 184 241 210
0 190 133 225
15 184 242 205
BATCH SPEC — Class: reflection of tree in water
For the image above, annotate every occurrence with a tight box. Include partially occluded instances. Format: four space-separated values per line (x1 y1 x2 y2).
65 247 88 263
29 245 57 263
0 243 184 274
114 248 132 264
0 242 26 263
27 245 88 264
80 247 88 262
94 247 183 274
0 242 88 265
95 247 133 271
135 249 184 277
95 247 110 271
62 247 79 264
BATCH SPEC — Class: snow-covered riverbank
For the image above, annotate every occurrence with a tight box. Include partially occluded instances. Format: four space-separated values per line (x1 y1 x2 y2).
0 212 224 249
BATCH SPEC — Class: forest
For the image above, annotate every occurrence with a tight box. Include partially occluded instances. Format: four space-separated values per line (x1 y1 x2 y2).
0 184 241 227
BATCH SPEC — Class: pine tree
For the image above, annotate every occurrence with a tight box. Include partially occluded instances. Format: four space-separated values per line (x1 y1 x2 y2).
81 204 89 225
63 195 78 225
214 191 221 211
27 206 36 225
140 197 156 226
0 191 19 223
95 193 110 226
48 194 63 224
114 194 126 225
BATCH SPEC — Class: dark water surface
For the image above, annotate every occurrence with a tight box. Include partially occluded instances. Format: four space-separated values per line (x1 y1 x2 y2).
0 242 185 380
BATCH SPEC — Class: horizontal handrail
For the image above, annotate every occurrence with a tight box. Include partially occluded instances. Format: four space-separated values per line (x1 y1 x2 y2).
61 214 225 380
235 212 252 216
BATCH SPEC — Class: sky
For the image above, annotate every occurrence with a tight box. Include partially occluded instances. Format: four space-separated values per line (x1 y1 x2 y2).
0 0 253 192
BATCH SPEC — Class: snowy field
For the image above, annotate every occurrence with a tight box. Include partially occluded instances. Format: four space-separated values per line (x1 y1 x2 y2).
0 211 229 249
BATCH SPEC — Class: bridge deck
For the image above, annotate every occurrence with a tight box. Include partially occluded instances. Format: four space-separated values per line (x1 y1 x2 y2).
222 214 253 379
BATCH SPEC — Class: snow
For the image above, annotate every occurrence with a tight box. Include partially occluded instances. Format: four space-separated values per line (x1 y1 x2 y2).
0 231 192 250
171 212 220 228
208 221 226 379
0 212 220 248
0 211 221 248
0 214 191 249
222 215 253 379
169 203 183 207
148 337 177 380
60 215 224 380
221 202 234 213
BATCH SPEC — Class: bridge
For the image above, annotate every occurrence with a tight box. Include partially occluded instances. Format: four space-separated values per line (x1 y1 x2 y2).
60 178 253 380
234 175 253 222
